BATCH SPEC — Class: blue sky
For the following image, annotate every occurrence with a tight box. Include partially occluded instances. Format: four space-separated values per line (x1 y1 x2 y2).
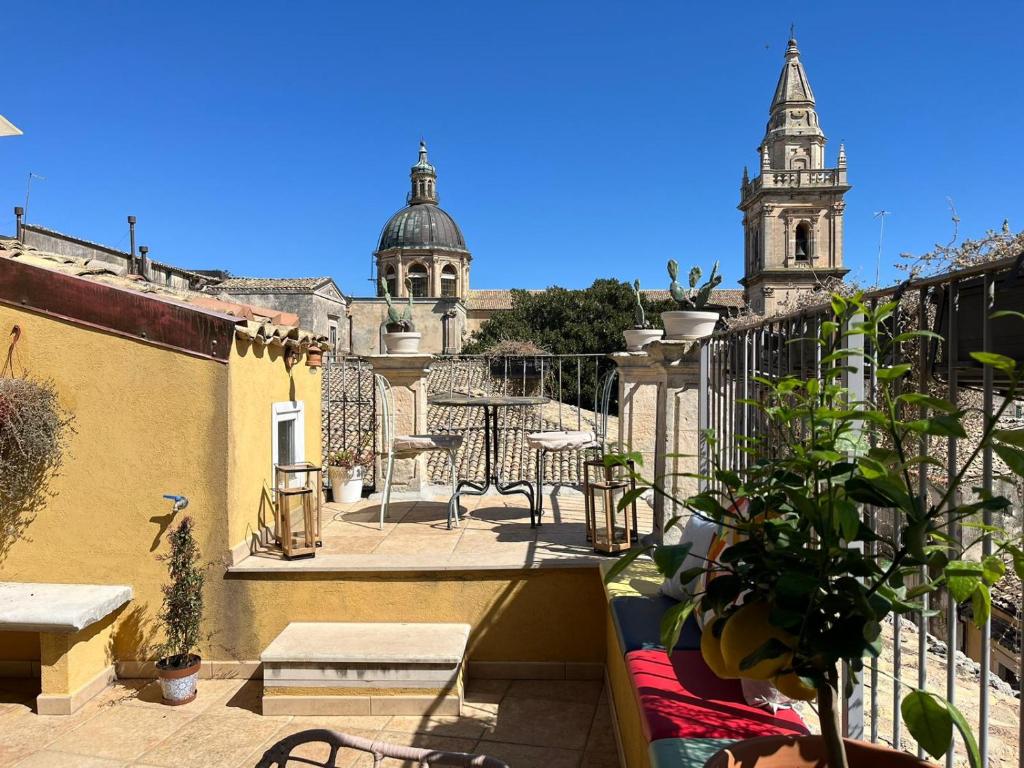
3 1 1022 294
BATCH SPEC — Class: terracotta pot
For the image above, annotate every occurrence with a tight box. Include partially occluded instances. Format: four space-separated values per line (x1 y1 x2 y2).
704 735 937 768
623 328 664 351
383 331 421 354
156 655 201 706
305 344 323 367
328 465 365 503
661 310 719 341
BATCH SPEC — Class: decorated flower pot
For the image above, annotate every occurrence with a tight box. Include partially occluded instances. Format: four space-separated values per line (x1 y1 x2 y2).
156 655 201 706
328 465 364 504
623 328 664 352
383 331 421 354
704 735 936 768
661 310 719 341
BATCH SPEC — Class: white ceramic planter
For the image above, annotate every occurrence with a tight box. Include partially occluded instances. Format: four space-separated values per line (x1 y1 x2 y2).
156 656 200 706
329 465 364 504
661 310 719 341
383 331 421 354
623 328 664 352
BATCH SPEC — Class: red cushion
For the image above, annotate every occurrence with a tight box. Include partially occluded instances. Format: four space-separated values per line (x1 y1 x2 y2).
626 650 810 742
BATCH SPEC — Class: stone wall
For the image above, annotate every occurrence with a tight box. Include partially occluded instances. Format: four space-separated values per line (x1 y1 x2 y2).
349 297 466 355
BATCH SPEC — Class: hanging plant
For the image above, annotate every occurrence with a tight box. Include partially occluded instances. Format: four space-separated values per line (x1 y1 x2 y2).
0 375 75 559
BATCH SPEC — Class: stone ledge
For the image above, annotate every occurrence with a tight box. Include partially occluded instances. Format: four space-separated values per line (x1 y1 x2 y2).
0 582 132 632
261 622 470 665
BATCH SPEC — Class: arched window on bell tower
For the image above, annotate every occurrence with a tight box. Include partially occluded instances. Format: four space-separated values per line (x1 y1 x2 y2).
795 222 810 262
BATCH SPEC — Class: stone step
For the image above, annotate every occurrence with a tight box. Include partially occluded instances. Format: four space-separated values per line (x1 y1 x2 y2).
260 622 470 716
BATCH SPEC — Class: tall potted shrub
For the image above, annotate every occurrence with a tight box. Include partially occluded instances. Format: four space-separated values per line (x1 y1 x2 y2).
156 516 204 705
662 259 722 340
609 293 1021 768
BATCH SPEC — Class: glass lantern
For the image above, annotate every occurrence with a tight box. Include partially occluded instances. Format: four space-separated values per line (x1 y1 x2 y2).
583 459 638 554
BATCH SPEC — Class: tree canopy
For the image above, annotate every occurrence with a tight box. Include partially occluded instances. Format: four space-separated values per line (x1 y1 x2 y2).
464 279 674 355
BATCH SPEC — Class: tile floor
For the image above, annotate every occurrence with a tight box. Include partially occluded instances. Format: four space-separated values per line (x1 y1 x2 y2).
0 675 621 768
232 492 653 573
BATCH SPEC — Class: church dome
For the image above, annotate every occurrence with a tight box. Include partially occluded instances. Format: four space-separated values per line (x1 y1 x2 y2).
377 203 468 253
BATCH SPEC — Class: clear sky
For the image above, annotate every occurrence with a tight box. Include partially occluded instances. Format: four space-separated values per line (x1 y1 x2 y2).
3 1 1022 295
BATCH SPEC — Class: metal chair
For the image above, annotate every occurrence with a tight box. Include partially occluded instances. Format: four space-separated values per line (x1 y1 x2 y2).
256 728 510 768
376 374 463 530
526 368 618 525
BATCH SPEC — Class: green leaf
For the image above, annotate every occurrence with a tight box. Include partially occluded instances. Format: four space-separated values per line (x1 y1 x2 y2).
905 415 967 438
945 561 983 603
876 363 913 380
981 555 1006 585
989 309 1024 322
969 351 1016 373
659 600 696 652
603 545 652 584
738 637 792 673
993 428 1024 448
946 698 983 768
897 393 958 414
901 690 953 761
652 543 693 580
616 487 647 512
894 329 945 343
971 584 991 626
993 444 1024 477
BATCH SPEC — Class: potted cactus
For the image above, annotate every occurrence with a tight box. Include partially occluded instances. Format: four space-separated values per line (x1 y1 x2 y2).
623 279 664 351
381 276 421 354
155 516 204 705
327 440 373 504
662 259 722 341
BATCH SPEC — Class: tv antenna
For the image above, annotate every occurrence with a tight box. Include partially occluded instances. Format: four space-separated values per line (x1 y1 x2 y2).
873 210 892 286
24 172 46 224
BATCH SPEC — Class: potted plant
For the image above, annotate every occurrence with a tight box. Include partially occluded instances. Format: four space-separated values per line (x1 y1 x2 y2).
327 441 373 503
609 292 1022 768
381 277 421 354
662 259 722 340
623 279 664 351
156 516 204 706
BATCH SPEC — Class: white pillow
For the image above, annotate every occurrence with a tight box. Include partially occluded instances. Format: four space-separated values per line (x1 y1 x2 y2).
741 678 794 712
660 513 719 602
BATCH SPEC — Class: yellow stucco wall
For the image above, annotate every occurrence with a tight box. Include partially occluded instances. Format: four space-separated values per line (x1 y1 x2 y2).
226 338 323 552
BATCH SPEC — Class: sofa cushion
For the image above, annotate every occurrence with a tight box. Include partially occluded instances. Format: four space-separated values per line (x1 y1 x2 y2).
626 650 809 742
649 738 738 768
610 595 702 653
661 513 718 602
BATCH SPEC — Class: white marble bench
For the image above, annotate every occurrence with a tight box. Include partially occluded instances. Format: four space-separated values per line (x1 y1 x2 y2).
261 622 470 716
0 582 132 715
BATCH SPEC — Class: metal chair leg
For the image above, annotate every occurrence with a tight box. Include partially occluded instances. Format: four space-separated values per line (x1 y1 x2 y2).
447 449 460 529
381 452 395 531
536 451 545 526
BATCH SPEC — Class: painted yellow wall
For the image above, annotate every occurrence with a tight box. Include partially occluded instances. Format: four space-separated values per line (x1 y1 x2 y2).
606 611 650 768
225 338 323 552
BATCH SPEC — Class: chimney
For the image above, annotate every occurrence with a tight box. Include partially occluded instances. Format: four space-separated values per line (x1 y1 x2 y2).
127 215 137 274
14 206 23 241
138 245 149 282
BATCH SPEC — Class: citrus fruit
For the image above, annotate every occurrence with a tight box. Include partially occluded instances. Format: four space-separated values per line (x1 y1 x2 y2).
772 672 817 701
719 601 795 680
700 618 736 679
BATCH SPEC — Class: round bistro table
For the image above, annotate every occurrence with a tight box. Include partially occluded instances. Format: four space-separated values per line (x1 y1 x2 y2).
428 394 549 526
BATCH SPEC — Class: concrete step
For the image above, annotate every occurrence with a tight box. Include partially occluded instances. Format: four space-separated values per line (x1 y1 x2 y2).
260 622 470 716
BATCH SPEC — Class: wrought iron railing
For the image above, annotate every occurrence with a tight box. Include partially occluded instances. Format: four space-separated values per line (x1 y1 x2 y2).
700 255 1024 766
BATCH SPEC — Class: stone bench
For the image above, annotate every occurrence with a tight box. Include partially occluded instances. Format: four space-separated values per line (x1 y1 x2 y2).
0 582 132 715
260 622 469 716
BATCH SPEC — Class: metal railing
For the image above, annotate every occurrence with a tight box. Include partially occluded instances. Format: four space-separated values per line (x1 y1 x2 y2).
700 256 1024 766
322 356 377 488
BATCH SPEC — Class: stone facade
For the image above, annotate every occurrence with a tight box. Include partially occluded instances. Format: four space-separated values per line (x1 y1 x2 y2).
739 36 850 315
348 297 467 356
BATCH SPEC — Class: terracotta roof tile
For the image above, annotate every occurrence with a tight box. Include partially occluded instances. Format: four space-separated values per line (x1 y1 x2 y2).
205 276 335 293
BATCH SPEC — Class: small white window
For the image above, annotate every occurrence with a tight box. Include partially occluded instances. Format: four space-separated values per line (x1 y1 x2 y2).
272 401 305 477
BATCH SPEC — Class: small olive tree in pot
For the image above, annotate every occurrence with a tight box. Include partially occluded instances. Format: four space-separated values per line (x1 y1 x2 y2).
156 516 205 705
609 293 1022 768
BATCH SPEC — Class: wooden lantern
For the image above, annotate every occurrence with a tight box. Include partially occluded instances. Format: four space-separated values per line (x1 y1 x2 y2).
583 459 637 554
274 463 323 559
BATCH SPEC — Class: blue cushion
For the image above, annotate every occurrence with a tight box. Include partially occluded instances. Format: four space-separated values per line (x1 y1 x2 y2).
610 594 702 653
649 738 737 768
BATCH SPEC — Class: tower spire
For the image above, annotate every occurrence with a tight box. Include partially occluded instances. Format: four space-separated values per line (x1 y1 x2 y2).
409 139 437 204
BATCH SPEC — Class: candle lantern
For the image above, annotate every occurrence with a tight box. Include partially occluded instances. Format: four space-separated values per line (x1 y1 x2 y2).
273 463 323 559
583 458 638 554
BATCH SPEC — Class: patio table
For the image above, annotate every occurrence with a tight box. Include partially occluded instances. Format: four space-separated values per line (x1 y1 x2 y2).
428 394 549 526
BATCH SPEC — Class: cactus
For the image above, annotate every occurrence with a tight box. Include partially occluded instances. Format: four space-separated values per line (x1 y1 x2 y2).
667 259 722 310
380 275 416 332
631 279 651 329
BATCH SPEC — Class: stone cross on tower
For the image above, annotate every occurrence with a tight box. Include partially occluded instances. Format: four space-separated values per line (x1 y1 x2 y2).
738 35 851 315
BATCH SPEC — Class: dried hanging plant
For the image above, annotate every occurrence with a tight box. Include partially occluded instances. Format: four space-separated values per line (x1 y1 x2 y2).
0 375 75 560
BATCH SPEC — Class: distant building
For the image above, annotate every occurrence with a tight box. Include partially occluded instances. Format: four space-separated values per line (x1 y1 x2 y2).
739 35 850 314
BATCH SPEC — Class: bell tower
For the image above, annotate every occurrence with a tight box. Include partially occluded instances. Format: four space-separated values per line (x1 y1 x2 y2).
739 35 850 315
